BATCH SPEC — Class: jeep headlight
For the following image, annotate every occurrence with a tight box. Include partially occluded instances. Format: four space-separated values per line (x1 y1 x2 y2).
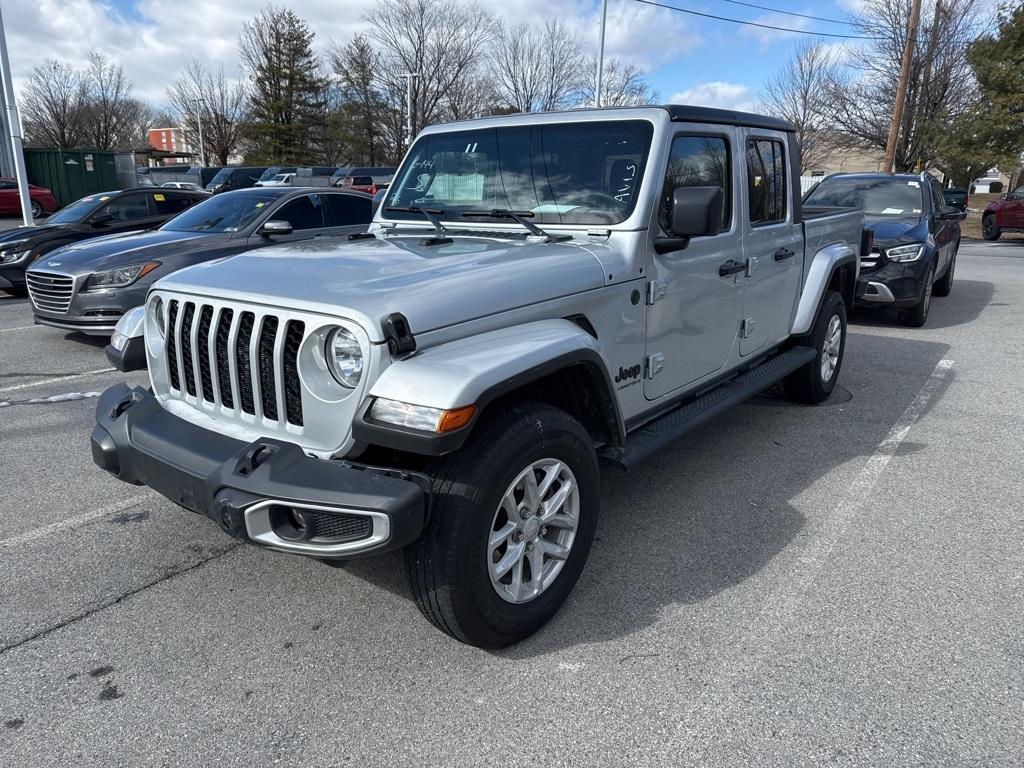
885 243 924 263
84 261 160 290
0 239 30 264
148 295 165 338
369 398 476 433
325 327 363 388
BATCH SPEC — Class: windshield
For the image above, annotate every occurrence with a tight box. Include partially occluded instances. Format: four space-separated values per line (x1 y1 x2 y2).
805 177 925 217
208 168 232 185
385 120 654 226
46 195 105 224
161 193 277 233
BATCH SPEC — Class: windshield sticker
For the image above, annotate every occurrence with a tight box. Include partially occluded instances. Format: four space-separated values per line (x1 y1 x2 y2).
99 196 110 201
153 193 165 201
255 202 266 208
881 207 905 214
907 181 920 187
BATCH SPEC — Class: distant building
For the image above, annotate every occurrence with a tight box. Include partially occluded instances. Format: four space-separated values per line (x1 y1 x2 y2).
146 127 194 164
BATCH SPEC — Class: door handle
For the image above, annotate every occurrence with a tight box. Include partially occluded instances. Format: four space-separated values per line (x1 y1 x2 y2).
774 247 795 261
718 259 746 277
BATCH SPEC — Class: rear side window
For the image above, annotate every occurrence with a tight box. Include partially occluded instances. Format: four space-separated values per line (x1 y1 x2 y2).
659 135 730 234
275 194 325 230
152 193 194 215
324 193 372 225
103 194 152 221
747 139 787 224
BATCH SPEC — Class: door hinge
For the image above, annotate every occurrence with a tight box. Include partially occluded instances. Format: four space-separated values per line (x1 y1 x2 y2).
644 352 665 379
740 317 756 339
646 279 668 305
745 256 758 277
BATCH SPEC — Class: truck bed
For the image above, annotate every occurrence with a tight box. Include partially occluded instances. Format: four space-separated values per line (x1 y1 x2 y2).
801 205 864 271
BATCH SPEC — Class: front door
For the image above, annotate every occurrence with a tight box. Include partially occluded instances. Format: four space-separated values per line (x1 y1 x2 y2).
645 130 743 400
740 134 802 356
1003 186 1024 228
247 193 330 246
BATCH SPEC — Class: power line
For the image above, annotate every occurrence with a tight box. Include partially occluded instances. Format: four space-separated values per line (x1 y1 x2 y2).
715 0 850 26
633 0 883 40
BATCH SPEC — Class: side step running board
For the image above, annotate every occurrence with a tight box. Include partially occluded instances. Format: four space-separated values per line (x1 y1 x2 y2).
601 346 816 469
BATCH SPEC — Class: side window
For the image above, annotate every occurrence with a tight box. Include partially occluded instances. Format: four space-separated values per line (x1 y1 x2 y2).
152 192 194 216
103 194 152 221
659 135 730 235
274 194 325 230
746 139 787 225
0 180 16 190
324 193 372 225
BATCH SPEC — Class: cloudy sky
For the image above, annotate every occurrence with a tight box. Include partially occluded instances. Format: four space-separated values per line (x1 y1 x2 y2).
2 0 870 111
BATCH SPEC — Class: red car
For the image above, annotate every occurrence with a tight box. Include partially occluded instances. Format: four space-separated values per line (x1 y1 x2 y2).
982 186 1024 240
0 178 57 218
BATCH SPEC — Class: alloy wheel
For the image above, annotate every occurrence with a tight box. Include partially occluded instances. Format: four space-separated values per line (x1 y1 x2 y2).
820 313 843 383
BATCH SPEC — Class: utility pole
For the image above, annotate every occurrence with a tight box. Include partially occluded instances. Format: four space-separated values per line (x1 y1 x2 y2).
401 72 420 148
883 0 923 173
595 0 609 107
0 4 34 226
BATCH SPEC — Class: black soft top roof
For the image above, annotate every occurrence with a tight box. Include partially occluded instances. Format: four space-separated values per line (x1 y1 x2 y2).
661 105 796 133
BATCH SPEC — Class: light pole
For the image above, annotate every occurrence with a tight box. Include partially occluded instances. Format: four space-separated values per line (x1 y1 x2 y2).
401 72 420 147
192 98 206 167
595 0 608 108
0 5 34 225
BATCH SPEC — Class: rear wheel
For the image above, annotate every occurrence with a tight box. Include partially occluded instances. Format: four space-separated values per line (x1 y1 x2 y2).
933 241 958 297
405 401 600 648
784 290 847 404
900 262 935 327
982 214 1001 241
29 200 43 218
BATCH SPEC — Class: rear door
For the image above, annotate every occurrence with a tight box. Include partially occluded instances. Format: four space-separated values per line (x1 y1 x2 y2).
739 133 802 357
1002 186 1024 228
644 128 744 400
0 179 17 215
323 192 373 232
98 192 164 233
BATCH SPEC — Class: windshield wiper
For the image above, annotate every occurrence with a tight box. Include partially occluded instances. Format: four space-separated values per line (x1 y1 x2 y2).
384 205 451 240
461 209 571 243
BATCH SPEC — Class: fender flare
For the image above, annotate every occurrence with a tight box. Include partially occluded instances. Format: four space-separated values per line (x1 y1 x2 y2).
791 242 858 336
352 318 624 456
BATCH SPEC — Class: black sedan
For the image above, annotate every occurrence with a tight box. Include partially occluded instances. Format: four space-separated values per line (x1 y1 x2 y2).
0 187 207 295
26 188 373 335
804 172 963 327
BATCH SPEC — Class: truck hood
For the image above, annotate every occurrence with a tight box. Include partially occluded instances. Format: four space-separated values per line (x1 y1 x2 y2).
30 230 212 275
155 233 611 341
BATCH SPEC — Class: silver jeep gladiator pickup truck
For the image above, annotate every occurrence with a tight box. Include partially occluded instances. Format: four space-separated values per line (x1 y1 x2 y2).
92 106 864 648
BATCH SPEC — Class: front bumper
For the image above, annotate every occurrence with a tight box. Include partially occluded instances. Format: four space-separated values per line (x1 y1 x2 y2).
854 256 932 308
33 283 148 336
91 384 428 558
0 264 26 290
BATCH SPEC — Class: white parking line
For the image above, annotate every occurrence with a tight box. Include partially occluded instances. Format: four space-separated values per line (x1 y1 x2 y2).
0 493 155 548
0 324 37 333
0 367 116 394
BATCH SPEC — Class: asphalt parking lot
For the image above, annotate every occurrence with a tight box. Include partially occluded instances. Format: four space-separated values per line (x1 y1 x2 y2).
1 240 1022 767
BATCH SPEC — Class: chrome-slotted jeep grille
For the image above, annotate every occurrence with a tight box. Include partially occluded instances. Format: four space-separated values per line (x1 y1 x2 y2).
165 298 306 427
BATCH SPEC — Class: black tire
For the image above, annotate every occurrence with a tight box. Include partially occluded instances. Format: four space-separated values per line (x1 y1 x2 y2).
783 290 847 404
29 200 43 218
982 214 1001 241
405 401 600 648
932 242 958 297
900 261 936 327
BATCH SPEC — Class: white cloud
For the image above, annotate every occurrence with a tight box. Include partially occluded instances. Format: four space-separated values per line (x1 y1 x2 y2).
670 81 759 113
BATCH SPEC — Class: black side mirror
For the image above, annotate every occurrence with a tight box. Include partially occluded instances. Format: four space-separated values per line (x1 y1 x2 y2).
939 206 966 221
260 220 293 237
89 212 113 226
654 186 724 254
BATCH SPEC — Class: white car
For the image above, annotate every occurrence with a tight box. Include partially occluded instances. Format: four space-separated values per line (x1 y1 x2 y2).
254 173 294 187
161 181 205 192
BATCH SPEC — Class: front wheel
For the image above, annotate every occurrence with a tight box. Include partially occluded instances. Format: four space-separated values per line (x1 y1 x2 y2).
405 401 600 648
30 200 43 218
900 261 935 327
784 290 847 404
982 215 1001 241
932 242 958 297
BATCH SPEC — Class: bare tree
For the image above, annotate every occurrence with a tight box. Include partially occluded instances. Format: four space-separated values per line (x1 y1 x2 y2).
167 61 248 165
825 0 984 171
579 58 658 107
20 60 87 148
81 52 146 149
762 40 840 173
490 20 587 113
364 0 497 152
